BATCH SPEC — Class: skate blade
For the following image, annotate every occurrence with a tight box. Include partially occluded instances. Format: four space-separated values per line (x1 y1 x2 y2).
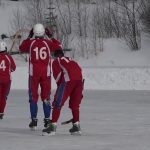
42 131 56 136
71 131 82 135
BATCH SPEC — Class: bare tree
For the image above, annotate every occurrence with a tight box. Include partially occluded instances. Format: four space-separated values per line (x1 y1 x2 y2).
114 0 141 50
10 8 28 61
10 8 26 32
91 11 98 56
55 0 71 48
66 0 72 34
111 2 122 38
95 1 104 52
140 0 150 34
44 0 59 39
25 0 46 26
73 0 85 57
82 4 89 58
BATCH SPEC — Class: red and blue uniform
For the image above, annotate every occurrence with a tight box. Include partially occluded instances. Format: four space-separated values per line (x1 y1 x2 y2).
0 53 16 114
51 56 83 123
19 38 62 119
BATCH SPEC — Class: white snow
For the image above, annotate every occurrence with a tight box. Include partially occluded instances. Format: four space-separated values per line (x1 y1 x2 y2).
1 0 150 90
9 34 150 90
10 36 150 90
0 1 150 150
11 66 150 90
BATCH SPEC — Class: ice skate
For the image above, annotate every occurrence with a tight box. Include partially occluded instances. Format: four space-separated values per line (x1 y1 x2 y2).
69 122 81 135
44 118 51 128
29 119 38 130
42 123 57 136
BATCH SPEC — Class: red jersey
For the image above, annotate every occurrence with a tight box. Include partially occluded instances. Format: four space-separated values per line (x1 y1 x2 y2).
0 53 16 80
19 38 62 77
52 56 82 85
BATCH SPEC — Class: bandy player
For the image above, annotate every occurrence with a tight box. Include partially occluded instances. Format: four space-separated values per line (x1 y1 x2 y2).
19 23 62 129
0 41 16 119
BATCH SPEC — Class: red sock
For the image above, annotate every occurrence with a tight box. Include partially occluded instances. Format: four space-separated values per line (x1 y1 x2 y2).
52 108 61 123
72 109 79 123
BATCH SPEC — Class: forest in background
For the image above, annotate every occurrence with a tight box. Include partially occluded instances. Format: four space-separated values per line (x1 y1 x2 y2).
4 0 150 58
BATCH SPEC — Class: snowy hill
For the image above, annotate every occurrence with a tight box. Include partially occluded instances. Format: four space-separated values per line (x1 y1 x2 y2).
0 0 150 90
77 37 150 67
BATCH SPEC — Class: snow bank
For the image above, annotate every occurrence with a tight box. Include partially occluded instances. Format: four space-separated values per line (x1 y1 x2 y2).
11 66 150 90
76 38 150 67
83 67 150 90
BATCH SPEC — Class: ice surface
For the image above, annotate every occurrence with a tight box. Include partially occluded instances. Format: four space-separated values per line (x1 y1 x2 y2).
0 90 150 150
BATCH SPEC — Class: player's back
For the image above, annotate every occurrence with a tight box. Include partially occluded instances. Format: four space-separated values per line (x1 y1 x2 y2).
30 39 51 65
0 53 12 80
59 57 82 81
29 38 51 77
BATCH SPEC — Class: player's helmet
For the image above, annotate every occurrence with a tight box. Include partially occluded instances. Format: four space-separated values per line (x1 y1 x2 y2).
0 41 7 52
33 23 45 37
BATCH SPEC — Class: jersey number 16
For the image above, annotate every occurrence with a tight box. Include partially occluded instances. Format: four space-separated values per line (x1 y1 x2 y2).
33 47 47 60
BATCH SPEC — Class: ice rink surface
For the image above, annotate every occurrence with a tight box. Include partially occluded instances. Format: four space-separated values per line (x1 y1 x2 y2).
0 90 150 150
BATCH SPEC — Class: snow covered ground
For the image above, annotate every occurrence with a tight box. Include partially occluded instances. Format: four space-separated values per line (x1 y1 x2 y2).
9 35 150 90
0 90 150 150
77 37 150 67
11 66 150 90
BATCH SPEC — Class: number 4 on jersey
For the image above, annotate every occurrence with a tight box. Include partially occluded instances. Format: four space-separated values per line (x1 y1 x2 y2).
0 60 6 71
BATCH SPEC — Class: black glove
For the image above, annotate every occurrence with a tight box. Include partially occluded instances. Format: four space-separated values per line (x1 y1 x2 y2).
28 28 34 38
1 34 9 40
45 28 52 38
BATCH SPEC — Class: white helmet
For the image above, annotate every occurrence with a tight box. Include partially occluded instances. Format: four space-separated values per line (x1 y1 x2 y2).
0 41 7 52
33 23 45 37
